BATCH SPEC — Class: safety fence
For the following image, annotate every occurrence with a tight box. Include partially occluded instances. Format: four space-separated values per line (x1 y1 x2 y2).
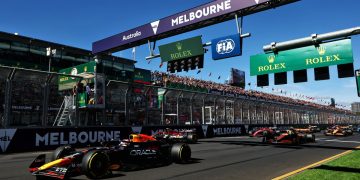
0 66 359 129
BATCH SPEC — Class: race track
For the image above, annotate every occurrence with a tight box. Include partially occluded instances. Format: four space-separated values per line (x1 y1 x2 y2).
1 133 360 180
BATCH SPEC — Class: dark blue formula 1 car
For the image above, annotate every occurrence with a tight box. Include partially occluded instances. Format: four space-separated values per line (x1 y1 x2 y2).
29 134 191 179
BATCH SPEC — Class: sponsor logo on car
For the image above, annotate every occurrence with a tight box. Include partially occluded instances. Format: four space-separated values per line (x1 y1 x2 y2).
130 149 157 156
151 128 194 135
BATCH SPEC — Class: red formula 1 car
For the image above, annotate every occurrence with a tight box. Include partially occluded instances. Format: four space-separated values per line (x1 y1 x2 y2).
249 127 276 137
29 134 191 179
260 129 315 145
153 128 198 143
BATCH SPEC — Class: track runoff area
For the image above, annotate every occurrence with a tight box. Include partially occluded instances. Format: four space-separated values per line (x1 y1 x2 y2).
0 133 359 180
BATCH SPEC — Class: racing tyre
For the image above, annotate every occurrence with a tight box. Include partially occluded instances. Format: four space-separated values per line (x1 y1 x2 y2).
305 134 313 143
51 145 75 161
82 150 110 179
187 134 198 143
171 143 191 163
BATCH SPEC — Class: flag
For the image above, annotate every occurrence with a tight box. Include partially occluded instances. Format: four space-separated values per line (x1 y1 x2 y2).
132 47 136 60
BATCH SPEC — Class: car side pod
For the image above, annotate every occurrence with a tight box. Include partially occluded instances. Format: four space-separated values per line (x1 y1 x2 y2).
29 154 46 173
171 143 191 163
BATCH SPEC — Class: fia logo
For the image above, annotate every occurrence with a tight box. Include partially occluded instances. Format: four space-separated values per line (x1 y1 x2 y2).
0 129 17 152
216 39 235 54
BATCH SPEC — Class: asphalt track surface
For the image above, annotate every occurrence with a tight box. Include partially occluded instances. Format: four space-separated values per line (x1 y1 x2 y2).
1 133 360 180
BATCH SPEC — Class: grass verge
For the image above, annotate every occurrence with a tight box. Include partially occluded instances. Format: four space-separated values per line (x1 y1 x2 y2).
288 150 360 180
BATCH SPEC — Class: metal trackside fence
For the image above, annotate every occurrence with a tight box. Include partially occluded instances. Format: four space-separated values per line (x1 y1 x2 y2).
0 65 359 129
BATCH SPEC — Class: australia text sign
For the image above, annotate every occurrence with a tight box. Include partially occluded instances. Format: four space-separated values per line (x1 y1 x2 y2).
212 34 241 60
250 39 353 76
158 36 204 63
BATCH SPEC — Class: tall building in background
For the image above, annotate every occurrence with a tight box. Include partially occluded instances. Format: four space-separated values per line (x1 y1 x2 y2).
351 102 360 114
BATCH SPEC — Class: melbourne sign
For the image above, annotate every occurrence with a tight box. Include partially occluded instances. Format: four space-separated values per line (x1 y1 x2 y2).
250 39 353 76
211 34 241 60
92 0 298 54
35 130 120 146
158 36 204 62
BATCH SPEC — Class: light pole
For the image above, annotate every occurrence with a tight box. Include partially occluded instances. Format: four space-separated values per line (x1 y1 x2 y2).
46 47 56 72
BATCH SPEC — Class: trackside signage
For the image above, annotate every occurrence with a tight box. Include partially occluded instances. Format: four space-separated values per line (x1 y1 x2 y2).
213 127 242 136
158 36 203 62
58 61 96 90
355 70 360 97
0 129 17 153
250 39 353 76
211 34 241 60
1 125 247 153
92 0 298 54
35 131 120 146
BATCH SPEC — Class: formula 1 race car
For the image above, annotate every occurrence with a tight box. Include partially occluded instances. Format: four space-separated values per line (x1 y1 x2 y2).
248 127 276 137
153 128 198 143
294 125 321 134
324 125 353 136
260 129 316 145
29 134 191 179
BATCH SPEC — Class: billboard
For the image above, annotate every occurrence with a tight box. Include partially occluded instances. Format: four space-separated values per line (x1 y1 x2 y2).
134 68 151 84
230 68 245 88
158 36 203 63
58 61 96 91
211 34 241 60
356 70 360 97
250 39 354 76
92 0 298 54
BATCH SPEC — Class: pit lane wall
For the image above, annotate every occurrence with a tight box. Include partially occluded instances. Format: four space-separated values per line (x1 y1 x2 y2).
0 125 246 153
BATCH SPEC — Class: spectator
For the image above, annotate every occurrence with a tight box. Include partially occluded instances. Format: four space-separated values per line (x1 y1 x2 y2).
150 71 348 113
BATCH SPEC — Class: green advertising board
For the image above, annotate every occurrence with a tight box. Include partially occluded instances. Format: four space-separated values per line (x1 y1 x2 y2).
159 36 204 63
134 68 151 84
356 70 360 97
78 92 87 108
58 61 96 91
250 39 353 76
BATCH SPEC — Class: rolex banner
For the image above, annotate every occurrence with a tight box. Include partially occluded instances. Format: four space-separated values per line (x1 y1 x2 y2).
250 39 353 76
159 36 204 63
58 61 96 91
